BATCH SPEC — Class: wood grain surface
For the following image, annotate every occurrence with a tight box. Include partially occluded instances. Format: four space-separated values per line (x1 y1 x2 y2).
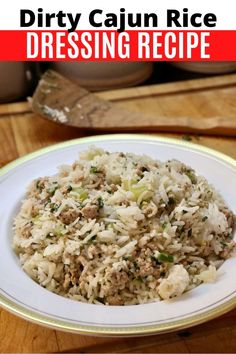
31 70 236 136
0 76 236 353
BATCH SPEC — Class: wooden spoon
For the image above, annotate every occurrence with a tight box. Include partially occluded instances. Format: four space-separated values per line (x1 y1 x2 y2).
32 70 236 136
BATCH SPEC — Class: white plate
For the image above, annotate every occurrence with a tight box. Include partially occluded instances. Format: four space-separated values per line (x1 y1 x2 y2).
0 134 235 336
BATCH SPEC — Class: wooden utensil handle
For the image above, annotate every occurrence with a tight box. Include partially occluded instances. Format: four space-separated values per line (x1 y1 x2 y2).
8 69 235 137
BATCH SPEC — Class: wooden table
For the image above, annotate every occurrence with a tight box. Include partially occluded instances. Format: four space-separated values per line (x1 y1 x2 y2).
0 75 236 353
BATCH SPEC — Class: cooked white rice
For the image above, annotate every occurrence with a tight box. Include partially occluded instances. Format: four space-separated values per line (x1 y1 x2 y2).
13 146 235 305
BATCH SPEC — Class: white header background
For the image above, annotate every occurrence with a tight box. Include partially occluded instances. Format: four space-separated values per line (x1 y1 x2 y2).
0 0 235 30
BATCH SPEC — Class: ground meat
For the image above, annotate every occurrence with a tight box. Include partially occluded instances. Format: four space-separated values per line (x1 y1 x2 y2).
72 162 79 170
63 273 71 289
140 247 153 257
61 185 72 195
107 270 129 290
67 262 84 287
35 178 47 190
100 283 116 297
21 224 32 238
31 205 41 217
136 165 150 177
201 245 212 257
224 209 235 229
59 208 80 225
61 263 82 290
142 202 158 218
101 270 129 297
76 255 88 267
81 205 98 219
146 241 159 251
78 279 87 296
106 295 124 305
137 258 154 277
110 184 118 192
220 241 235 259
86 176 104 189
87 244 101 259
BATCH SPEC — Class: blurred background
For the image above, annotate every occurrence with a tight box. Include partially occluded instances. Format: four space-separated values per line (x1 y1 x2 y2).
1 61 236 103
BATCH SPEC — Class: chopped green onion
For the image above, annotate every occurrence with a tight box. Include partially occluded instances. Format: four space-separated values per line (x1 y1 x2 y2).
54 225 67 237
123 179 150 201
123 179 137 191
158 253 174 263
107 223 115 230
70 188 88 201
131 185 149 201
47 184 59 196
90 166 98 173
86 150 103 161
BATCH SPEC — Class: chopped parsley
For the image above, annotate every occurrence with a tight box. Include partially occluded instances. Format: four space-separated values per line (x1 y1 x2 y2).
168 197 176 206
151 255 161 265
90 166 98 173
122 256 130 261
187 228 192 237
221 242 227 247
202 216 208 222
97 197 104 209
88 235 97 243
49 203 60 212
36 180 43 191
67 185 72 192
161 221 168 230
133 260 139 269
185 169 197 184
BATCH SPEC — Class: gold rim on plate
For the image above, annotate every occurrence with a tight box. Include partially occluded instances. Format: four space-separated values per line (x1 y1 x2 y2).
1 133 236 336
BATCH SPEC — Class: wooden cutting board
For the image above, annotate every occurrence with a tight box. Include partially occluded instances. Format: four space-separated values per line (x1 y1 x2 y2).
31 70 236 136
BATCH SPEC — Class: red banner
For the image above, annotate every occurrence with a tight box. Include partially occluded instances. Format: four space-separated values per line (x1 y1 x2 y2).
1 30 236 61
